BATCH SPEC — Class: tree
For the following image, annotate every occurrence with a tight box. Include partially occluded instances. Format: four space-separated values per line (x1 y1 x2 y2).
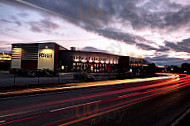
181 63 190 74
147 63 157 75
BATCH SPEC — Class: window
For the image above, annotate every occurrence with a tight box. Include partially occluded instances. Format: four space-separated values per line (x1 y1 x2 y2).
61 66 65 70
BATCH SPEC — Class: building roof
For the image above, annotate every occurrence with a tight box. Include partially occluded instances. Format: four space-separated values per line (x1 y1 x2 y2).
60 49 121 57
12 42 68 50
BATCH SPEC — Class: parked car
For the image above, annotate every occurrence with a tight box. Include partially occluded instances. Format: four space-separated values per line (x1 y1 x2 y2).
17 69 35 77
15 69 59 77
44 69 59 77
74 71 95 81
32 69 59 77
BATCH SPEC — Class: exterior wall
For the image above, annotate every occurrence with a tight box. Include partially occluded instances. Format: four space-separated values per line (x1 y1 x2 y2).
11 45 22 69
37 43 55 71
11 43 62 71
59 50 119 72
129 57 148 73
21 44 38 70
118 56 130 72
54 44 60 70
21 60 38 70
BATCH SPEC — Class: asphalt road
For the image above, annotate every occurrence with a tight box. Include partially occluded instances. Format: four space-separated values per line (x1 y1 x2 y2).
0 73 190 126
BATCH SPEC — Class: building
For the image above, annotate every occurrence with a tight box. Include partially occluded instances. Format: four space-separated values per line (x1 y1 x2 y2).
11 43 67 71
0 52 11 70
11 42 148 73
59 48 119 72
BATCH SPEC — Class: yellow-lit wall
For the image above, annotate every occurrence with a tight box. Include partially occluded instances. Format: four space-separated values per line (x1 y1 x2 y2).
11 48 22 69
38 47 55 70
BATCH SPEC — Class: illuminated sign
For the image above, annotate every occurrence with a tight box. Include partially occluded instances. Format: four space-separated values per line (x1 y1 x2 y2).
39 53 52 58
38 44 55 70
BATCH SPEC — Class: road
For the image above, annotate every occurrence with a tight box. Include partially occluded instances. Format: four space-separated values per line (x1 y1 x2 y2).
0 73 190 126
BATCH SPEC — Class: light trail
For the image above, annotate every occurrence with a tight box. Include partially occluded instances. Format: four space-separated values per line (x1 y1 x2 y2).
58 81 190 126
0 73 189 126
0 73 178 97
0 77 179 118
49 100 101 113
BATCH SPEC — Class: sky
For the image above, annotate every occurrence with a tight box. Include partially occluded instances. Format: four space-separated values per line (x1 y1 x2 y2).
0 0 190 65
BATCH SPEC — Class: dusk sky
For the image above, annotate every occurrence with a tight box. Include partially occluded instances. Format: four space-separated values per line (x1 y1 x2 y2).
0 0 190 65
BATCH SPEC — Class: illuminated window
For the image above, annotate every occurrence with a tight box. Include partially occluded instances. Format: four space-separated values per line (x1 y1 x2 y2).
61 66 65 70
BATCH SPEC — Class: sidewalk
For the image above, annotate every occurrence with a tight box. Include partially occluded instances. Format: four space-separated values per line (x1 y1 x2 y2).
0 74 177 97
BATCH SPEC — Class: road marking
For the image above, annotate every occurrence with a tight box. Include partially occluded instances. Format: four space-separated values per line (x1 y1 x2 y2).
0 120 5 123
171 108 190 126
50 100 101 113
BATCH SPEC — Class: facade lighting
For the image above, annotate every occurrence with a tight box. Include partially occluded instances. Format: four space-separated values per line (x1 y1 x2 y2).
95 60 99 63
81 59 87 63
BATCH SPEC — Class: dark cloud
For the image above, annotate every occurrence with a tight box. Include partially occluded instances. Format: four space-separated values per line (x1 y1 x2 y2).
0 19 12 23
164 6 190 27
17 0 189 48
18 12 29 17
136 43 157 50
165 38 190 53
146 55 190 66
6 0 190 34
136 43 170 52
29 23 42 32
95 28 136 44
81 46 108 53
0 18 21 26
28 19 59 33
156 46 170 52
1 0 190 65
15 21 21 26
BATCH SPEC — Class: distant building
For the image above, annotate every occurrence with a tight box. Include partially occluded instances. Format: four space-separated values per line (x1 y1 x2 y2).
0 52 11 70
11 42 148 73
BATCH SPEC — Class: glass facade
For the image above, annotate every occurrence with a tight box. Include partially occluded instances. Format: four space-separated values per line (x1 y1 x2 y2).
67 55 119 72
72 62 117 73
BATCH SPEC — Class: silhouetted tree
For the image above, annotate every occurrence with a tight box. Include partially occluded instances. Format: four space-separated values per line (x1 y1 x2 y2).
181 63 190 73
147 63 157 75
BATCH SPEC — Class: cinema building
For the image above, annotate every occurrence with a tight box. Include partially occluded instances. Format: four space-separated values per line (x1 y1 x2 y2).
11 42 148 73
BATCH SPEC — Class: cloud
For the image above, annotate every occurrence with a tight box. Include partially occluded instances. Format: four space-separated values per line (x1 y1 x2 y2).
0 41 12 53
146 55 190 65
136 43 170 52
18 12 29 17
8 0 190 33
13 0 176 46
0 18 22 26
136 43 157 50
1 0 190 65
81 46 108 53
164 6 190 27
165 38 190 53
28 18 60 33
